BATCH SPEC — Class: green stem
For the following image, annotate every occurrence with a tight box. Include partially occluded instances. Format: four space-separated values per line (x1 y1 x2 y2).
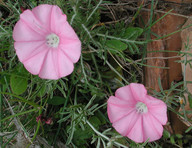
86 121 128 148
53 86 72 145
26 120 41 148
144 9 173 32
0 92 40 108
150 23 192 42
82 24 94 42
97 33 147 44
0 25 8 33
0 86 2 145
80 55 88 84
105 60 129 84
70 7 76 25
132 1 143 21
86 0 103 22
91 53 102 83
0 108 38 122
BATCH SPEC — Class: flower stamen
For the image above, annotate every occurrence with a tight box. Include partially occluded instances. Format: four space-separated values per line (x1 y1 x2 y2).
46 33 60 48
136 102 148 114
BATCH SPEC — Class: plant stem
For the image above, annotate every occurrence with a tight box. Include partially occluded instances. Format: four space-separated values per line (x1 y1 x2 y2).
70 6 77 25
53 86 72 145
0 86 2 145
0 108 38 123
86 0 103 22
105 60 129 84
97 33 147 44
0 25 8 33
26 120 41 148
86 120 129 148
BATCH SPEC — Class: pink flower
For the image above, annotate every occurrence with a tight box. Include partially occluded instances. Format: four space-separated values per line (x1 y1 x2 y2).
36 114 53 125
107 83 167 143
13 4 81 79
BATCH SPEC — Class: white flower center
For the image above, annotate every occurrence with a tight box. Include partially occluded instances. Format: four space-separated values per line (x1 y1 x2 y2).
136 102 148 114
46 33 60 48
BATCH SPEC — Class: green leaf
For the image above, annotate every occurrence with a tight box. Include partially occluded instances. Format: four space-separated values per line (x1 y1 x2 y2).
170 135 176 144
95 112 106 125
89 116 101 127
47 96 66 105
0 57 8 62
72 116 101 146
0 92 40 108
127 43 134 54
130 42 140 53
106 40 127 52
185 126 192 133
178 139 183 147
188 93 192 108
37 85 46 97
73 125 92 146
17 64 29 75
0 74 10 85
163 130 170 139
176 134 183 139
124 27 143 40
10 75 28 95
0 48 9 52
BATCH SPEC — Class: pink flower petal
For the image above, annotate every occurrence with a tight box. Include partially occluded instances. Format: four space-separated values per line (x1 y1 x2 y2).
13 20 45 42
147 96 167 125
127 116 144 143
142 113 163 142
107 83 168 143
38 49 59 79
32 4 53 32
38 48 74 79
59 22 80 40
57 48 74 78
59 39 81 63
130 83 147 101
115 85 137 103
13 4 81 80
23 49 48 75
20 10 48 35
145 95 165 106
49 5 67 34
14 41 46 62
112 111 139 136
107 96 135 123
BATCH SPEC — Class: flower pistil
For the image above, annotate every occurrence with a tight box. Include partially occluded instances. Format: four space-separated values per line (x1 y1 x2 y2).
46 33 60 48
136 102 148 114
